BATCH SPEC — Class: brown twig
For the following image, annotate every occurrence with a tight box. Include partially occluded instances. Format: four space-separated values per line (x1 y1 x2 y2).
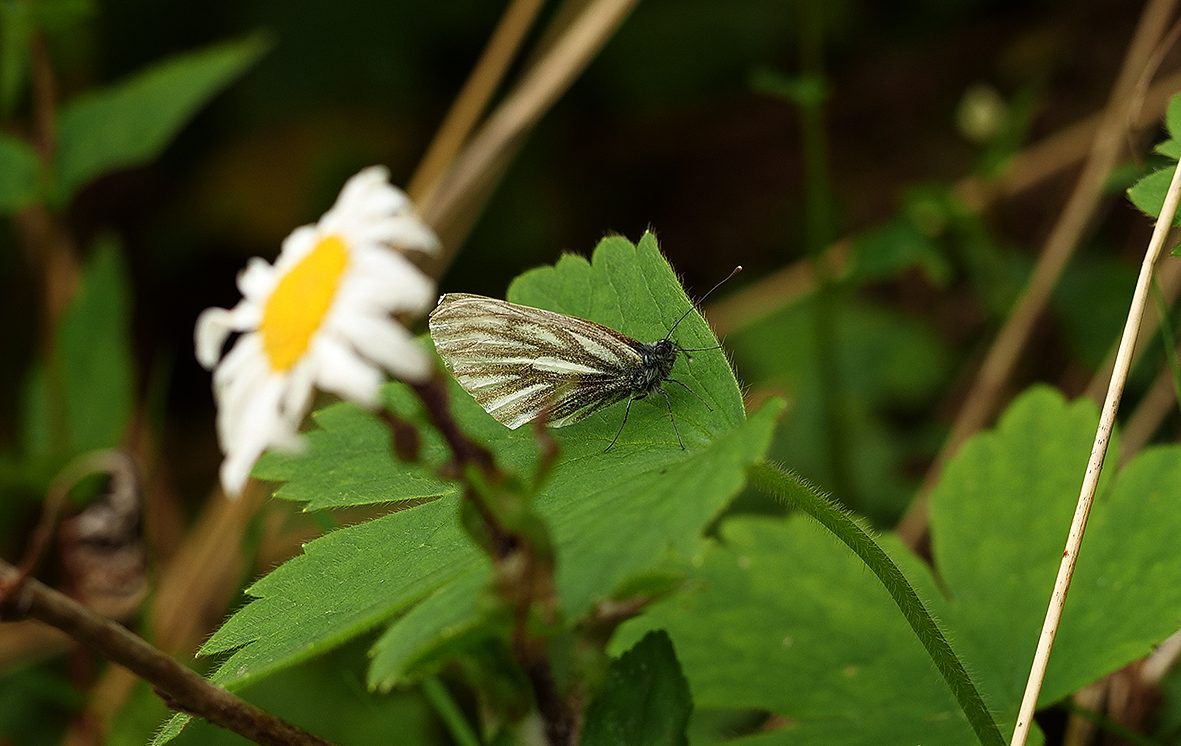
410 375 498 477
406 373 575 744
0 560 331 746
896 0 1180 548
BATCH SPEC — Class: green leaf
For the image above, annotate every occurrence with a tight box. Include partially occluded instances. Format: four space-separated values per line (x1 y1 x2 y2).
143 640 441 746
582 631 692 746
616 516 985 744
254 394 453 510
621 388 1181 743
157 234 780 742
1155 139 1181 159
749 67 828 107
53 35 268 200
846 216 951 286
0 134 41 211
931 387 1181 713
368 569 493 692
20 238 134 474
1166 93 1181 141
1127 167 1181 226
0 2 32 116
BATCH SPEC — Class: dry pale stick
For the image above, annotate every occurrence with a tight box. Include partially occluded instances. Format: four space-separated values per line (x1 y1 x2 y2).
407 0 545 207
421 0 639 273
1010 153 1181 746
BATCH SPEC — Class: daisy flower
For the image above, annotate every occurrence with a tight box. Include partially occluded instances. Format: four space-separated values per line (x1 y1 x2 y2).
195 166 439 497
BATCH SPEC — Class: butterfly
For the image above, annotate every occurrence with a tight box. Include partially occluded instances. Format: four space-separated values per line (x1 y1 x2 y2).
428 268 739 449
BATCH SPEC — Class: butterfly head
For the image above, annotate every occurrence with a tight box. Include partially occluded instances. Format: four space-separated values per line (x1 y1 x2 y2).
633 338 678 395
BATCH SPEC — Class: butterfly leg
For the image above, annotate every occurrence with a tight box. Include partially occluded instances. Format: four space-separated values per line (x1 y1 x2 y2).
657 386 685 449
666 378 712 412
605 395 636 452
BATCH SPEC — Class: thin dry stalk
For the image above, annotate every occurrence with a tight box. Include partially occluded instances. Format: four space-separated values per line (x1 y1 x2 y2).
895 0 1179 547
420 0 639 273
407 0 546 206
1010 150 1181 746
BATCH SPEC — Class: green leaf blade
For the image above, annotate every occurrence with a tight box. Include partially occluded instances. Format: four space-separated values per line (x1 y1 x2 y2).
618 515 984 744
21 238 134 472
931 386 1181 719
1128 167 1181 226
0 134 41 212
53 35 268 199
583 631 692 746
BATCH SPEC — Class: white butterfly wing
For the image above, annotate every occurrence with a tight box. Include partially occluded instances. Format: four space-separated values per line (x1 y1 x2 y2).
428 293 645 428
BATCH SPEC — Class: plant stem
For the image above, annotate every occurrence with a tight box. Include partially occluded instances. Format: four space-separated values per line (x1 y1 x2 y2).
409 374 575 744
1010 130 1181 746
795 1 854 511
749 461 1004 746
0 561 330 746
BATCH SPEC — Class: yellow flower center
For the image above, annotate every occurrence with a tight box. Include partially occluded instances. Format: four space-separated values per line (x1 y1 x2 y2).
260 234 350 372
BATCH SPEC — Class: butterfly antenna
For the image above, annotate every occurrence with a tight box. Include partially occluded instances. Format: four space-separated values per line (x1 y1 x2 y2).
664 265 743 341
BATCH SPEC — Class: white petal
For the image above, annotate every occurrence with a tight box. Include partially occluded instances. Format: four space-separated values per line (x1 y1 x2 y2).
342 314 432 383
237 258 277 301
217 375 288 497
274 225 319 272
311 335 384 407
366 216 440 254
349 250 435 313
215 353 272 447
281 358 317 423
335 166 391 211
195 308 233 369
195 306 260 369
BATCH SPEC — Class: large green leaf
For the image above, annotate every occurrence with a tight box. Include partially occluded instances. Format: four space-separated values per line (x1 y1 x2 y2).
932 387 1181 713
53 35 267 200
0 134 41 212
617 516 979 744
157 233 780 742
622 387 1181 743
253 393 453 510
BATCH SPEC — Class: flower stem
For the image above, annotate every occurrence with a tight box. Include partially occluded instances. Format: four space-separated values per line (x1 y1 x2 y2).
749 461 1004 746
408 374 576 744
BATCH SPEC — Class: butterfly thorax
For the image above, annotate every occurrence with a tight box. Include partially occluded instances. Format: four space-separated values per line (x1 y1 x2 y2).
630 338 677 397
